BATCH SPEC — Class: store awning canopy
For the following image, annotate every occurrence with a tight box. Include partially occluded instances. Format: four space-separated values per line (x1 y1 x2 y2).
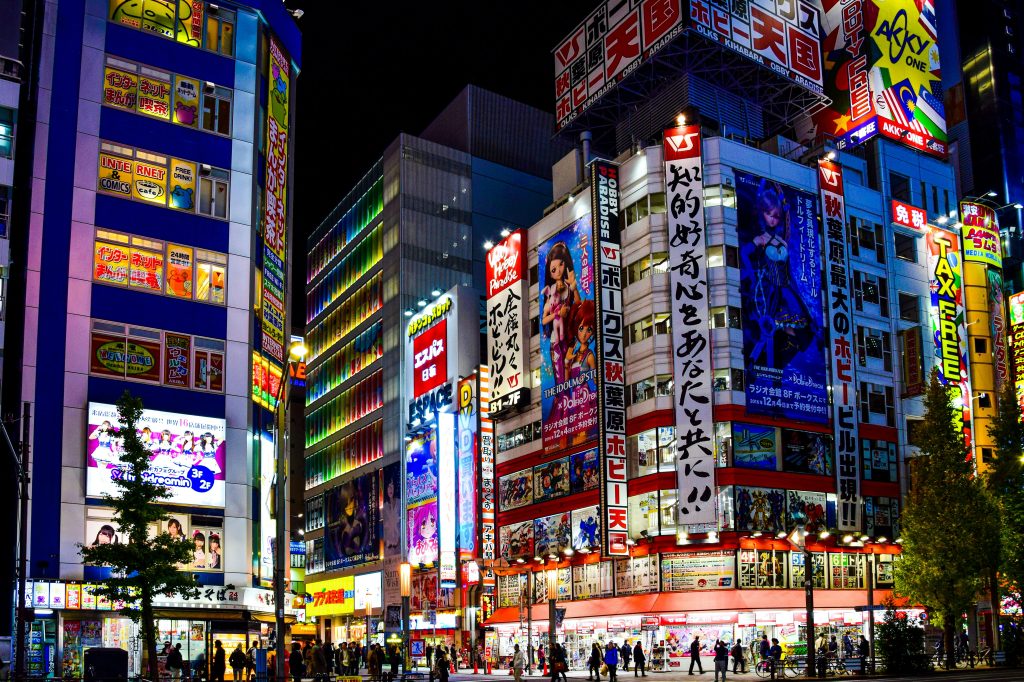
483 590 894 626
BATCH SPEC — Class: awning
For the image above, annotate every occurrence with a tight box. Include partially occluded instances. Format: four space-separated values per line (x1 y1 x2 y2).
483 590 893 626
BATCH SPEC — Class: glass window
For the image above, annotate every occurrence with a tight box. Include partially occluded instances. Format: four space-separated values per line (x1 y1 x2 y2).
710 306 742 329
890 171 911 202
626 252 669 285
704 184 737 208
0 107 13 159
855 271 889 316
738 549 787 588
713 368 743 391
0 185 11 238
629 376 657 405
655 374 673 397
201 85 232 135
628 492 661 539
894 231 917 262
648 192 666 214
659 490 677 533
205 7 235 57
198 166 229 219
897 292 920 322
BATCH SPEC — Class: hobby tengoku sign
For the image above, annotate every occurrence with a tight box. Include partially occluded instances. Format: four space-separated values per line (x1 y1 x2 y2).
664 126 715 527
486 230 529 416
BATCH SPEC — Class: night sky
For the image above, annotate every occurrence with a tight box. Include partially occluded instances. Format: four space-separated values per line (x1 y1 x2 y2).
289 0 597 291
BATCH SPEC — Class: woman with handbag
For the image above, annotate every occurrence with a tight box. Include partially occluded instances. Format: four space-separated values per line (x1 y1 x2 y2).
550 643 568 682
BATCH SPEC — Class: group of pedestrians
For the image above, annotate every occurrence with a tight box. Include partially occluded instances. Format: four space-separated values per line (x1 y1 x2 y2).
287 638 390 681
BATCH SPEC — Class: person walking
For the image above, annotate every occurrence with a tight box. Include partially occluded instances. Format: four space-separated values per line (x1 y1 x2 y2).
730 640 745 674
167 643 184 682
713 640 729 682
688 636 703 675
211 641 226 682
589 643 603 681
858 636 870 673
312 641 327 681
604 642 619 682
230 644 247 682
758 635 770 672
632 641 646 677
246 642 258 681
768 639 782 680
842 633 853 660
538 645 546 674
620 642 631 672
437 646 450 682
289 643 304 682
553 643 569 682
512 644 526 682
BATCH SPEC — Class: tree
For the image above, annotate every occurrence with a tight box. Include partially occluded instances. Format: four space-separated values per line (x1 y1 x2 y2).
80 392 199 682
988 383 1024 595
875 596 930 675
894 371 1001 670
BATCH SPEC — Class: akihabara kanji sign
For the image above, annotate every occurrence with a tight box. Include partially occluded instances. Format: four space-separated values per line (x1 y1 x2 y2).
485 230 530 416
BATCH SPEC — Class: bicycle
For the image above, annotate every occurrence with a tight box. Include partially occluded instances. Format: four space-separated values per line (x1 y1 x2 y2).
781 656 805 678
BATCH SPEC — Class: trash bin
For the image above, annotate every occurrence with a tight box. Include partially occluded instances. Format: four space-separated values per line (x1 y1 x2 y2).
84 647 129 682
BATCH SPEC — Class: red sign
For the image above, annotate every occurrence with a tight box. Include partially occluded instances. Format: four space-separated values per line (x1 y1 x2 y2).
485 230 525 297
413 320 447 398
891 200 927 231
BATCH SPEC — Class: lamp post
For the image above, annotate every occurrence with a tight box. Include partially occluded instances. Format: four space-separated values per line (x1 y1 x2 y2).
400 562 412 671
274 340 307 682
547 568 558 664
527 570 534 674
366 592 373 670
787 528 816 678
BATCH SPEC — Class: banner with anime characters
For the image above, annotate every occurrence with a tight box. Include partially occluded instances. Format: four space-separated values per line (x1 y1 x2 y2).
571 506 601 551
324 471 380 570
86 402 226 508
787 490 828 533
539 216 598 452
736 171 829 424
499 520 534 561
534 512 571 557
734 486 786 534
780 429 834 476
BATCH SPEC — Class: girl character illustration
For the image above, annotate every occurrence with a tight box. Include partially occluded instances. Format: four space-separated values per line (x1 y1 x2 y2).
564 300 598 444
198 432 222 474
409 506 438 564
207 533 222 569
92 524 119 546
806 435 829 475
382 472 401 552
741 179 818 370
192 531 206 568
541 241 581 389
89 421 116 465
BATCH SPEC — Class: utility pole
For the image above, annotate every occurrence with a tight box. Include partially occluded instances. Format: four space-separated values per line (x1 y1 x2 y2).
14 402 31 678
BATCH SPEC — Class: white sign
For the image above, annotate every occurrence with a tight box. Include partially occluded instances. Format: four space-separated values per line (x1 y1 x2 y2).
486 231 530 416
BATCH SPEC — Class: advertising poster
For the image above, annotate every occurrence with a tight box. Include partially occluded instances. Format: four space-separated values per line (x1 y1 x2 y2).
94 240 130 285
175 1 204 47
734 486 786 533
738 548 787 588
787 490 827 533
189 518 224 571
86 402 226 508
486 230 529 415
438 411 457 586
129 247 163 292
169 159 196 211
736 170 828 423
89 333 126 378
163 332 191 387
533 457 570 501
405 429 437 506
731 423 776 470
90 336 161 383
137 74 172 120
381 462 401 556
406 500 439 565
539 216 597 451
534 512 570 557
499 469 532 511
413 319 448 397
173 75 200 127
103 65 138 111
131 159 167 205
961 201 1002 268
324 472 380 570
98 153 133 197
781 429 834 475
456 376 478 557
568 448 598 494
258 437 275 581
85 509 125 548
166 244 193 297
570 506 600 551
926 227 971 449
499 520 534 561
989 270 1009 390
661 552 735 591
862 439 897 482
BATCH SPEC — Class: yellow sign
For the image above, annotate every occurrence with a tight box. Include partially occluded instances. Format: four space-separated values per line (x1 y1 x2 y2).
305 576 355 617
172 76 200 128
132 160 167 205
166 244 193 298
94 241 130 286
963 225 1003 269
98 153 133 197
137 74 172 120
169 158 196 211
103 66 138 112
175 0 204 47
129 248 164 292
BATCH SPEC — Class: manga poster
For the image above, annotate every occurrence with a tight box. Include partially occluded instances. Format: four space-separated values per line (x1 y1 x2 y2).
324 472 379 570
498 469 533 511
781 429 834 476
731 423 777 470
381 462 401 555
736 171 828 424
406 500 438 565
787 490 828 533
571 505 601 550
534 512 571 557
499 520 534 561
734 486 786 533
539 216 598 452
533 457 570 501
568 448 599 494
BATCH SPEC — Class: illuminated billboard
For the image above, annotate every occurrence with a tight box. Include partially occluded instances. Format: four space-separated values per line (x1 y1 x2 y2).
1008 292 1024 413
960 201 1002 269
486 230 530 416
86 402 226 508
324 471 380 571
456 376 479 559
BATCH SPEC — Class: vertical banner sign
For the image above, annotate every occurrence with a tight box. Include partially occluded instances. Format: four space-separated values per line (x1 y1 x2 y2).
457 376 479 560
479 367 496 592
989 270 1009 390
901 326 925 397
486 231 530 416
961 201 1003 269
1008 293 1024 415
926 228 972 451
590 160 628 557
818 159 860 532
438 412 457 588
663 126 715 527
262 36 290 364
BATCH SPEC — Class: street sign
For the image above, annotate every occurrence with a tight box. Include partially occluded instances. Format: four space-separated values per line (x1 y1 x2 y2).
853 605 886 612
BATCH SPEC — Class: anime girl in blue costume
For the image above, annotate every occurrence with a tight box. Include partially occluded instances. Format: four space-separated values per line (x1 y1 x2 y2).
740 179 818 370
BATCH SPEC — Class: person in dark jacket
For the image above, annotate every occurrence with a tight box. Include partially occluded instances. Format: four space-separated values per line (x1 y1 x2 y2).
632 642 646 677
689 636 703 675
713 640 729 682
768 639 783 680
620 642 631 671
229 644 246 682
289 643 304 682
550 643 568 682
730 640 745 674
167 643 184 681
212 641 226 682
588 643 602 680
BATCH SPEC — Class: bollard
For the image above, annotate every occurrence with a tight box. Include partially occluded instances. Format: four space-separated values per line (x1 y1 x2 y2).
486 660 492 675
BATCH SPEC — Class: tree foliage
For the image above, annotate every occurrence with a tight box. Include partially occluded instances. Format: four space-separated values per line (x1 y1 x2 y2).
875 596 931 675
988 382 1024 595
79 392 199 681
894 371 1001 669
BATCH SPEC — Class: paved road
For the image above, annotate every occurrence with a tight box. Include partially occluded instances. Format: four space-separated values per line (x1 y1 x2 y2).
441 667 1019 682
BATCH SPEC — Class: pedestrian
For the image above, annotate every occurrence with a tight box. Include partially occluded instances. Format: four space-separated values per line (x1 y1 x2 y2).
212 641 226 682
168 643 184 682
230 643 246 682
437 646 450 682
828 636 838 661
426 644 434 680
512 644 526 682
768 639 782 680
538 644 546 673
713 640 729 682
194 649 208 682
758 635 770 670
857 636 870 673
246 642 258 681
842 633 853 659
589 643 602 680
605 641 620 682
289 643 304 682
632 641 646 677
389 644 400 681
620 642 631 672
312 640 327 681
552 643 568 682
323 641 334 675
730 640 745 674
688 636 703 675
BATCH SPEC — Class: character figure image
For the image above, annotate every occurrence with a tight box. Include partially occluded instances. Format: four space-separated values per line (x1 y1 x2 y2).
575 514 599 549
541 241 581 389
563 300 597 445
192 531 206 568
89 420 117 465
382 469 401 552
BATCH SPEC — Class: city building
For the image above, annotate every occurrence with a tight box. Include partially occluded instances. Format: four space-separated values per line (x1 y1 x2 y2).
302 86 558 650
7 1 301 676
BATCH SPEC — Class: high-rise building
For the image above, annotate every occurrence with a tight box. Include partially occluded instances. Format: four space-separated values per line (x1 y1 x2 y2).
302 85 558 645
5 1 300 675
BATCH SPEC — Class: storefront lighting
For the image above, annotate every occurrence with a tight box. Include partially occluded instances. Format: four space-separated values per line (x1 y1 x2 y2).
515 558 525 564
417 299 427 307
751 532 762 538
676 113 686 126
860 535 870 543
825 151 836 161
404 309 413 317
484 240 494 250
776 531 787 539
894 537 903 544
548 553 557 560
297 529 304 536
534 556 543 562
842 535 854 544
563 548 574 556
819 530 830 539
1014 203 1024 209
987 191 998 197
876 536 888 543
431 289 442 297
500 228 511 238
625 538 636 546
707 531 718 541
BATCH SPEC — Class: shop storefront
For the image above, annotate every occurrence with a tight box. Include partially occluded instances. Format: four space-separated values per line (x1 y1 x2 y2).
304 573 383 649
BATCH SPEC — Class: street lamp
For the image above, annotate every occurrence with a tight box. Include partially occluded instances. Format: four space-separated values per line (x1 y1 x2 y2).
547 567 558 663
400 563 412 671
787 528 817 678
366 592 373 667
274 340 307 682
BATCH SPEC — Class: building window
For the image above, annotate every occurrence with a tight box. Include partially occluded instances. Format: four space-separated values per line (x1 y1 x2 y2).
625 252 669 285
108 1 237 57
894 231 917 262
974 338 989 354
497 420 542 453
890 171 911 202
205 7 236 57
704 184 737 208
201 84 232 135
0 107 13 159
624 197 650 226
627 426 675 477
854 271 889 316
0 185 10 238
707 244 739 268
897 292 920 322
713 367 744 391
857 326 893 371
850 216 886 263
710 306 742 329
649 192 666 214
860 382 895 426
199 166 230 219
626 313 671 345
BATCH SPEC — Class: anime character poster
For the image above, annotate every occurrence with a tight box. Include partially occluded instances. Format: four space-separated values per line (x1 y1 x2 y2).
734 486 786 533
498 469 533 511
381 462 401 555
571 506 601 551
534 512 571 557
731 423 777 470
539 216 598 452
407 500 439 565
781 429 834 476
499 520 534 561
533 457 570 501
736 171 829 424
787 490 828 533
569 448 599 494
405 429 437 506
324 472 380 570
